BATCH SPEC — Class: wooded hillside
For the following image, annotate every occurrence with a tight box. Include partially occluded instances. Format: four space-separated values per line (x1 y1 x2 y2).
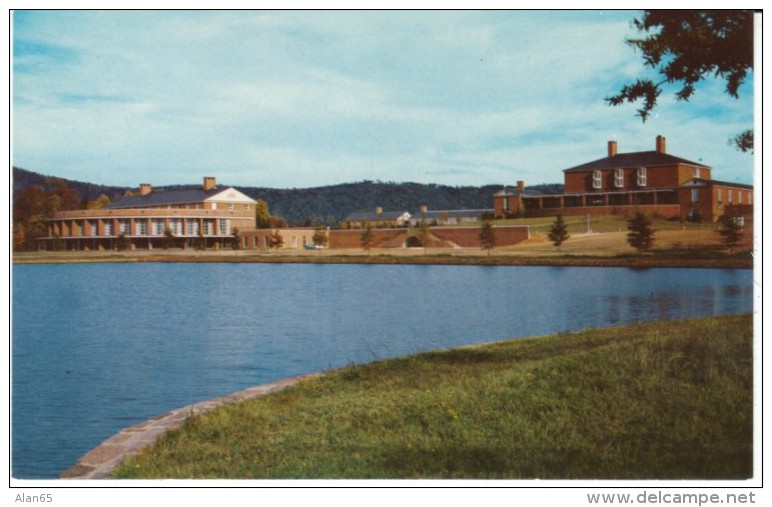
12 167 563 225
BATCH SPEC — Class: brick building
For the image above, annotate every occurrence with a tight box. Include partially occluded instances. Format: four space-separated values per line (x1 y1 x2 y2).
40 177 257 250
494 136 753 222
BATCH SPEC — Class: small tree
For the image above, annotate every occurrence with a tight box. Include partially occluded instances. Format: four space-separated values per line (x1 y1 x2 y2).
547 214 570 252
627 211 656 253
419 220 431 255
195 232 207 251
161 227 175 249
360 223 374 252
268 230 284 249
479 219 496 256
231 228 241 250
718 215 743 252
116 233 130 251
255 200 271 229
312 227 328 248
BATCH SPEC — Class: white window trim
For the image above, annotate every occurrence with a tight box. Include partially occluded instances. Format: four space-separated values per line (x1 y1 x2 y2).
614 168 624 188
592 170 602 189
637 167 647 187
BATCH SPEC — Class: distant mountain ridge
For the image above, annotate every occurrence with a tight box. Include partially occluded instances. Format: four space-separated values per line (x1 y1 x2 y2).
12 167 563 225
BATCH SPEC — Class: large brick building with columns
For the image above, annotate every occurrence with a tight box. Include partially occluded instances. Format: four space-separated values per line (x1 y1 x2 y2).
40 177 258 251
494 135 753 223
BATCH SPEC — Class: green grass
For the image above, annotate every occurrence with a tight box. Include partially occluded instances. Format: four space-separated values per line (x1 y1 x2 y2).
115 314 753 479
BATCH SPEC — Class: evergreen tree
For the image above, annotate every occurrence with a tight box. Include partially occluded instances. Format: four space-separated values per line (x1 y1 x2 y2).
627 212 656 252
547 214 570 252
360 223 374 252
231 228 241 250
116 233 130 251
718 215 744 252
419 220 431 255
479 219 496 256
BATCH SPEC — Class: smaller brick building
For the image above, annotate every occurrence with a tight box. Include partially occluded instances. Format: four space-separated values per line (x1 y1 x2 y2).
494 136 753 223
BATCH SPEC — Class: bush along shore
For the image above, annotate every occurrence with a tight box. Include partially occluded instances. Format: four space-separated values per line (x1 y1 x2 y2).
113 314 753 480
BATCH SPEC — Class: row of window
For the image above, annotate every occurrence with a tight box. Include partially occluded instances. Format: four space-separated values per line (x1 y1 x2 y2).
592 168 647 189
153 203 251 211
63 219 231 237
716 188 752 205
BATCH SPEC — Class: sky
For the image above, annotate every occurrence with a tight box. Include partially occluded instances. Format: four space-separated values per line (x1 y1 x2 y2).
11 9 757 189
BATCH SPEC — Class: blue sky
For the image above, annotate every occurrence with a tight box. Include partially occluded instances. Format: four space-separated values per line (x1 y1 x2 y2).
12 10 756 189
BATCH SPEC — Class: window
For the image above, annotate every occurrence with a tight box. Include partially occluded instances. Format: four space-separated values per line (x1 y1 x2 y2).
592 170 602 189
614 169 624 188
136 220 147 235
211 202 217 210
502 197 509 211
228 203 234 211
186 218 200 236
219 219 231 235
90 223 98 236
152 219 166 236
717 188 722 203
728 190 733 203
203 219 215 236
104 221 114 236
119 219 130 234
170 218 183 235
738 191 743 204
637 167 647 187
691 188 699 205
693 166 701 179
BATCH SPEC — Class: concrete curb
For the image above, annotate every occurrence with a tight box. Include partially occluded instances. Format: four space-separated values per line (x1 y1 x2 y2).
60 372 324 479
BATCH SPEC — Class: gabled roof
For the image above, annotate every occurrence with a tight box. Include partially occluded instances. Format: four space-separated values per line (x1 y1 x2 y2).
343 211 411 222
417 209 493 219
494 188 544 197
105 186 256 209
563 150 709 173
680 178 754 190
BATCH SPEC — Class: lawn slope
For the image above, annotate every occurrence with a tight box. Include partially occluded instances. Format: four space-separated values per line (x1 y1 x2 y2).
114 314 753 480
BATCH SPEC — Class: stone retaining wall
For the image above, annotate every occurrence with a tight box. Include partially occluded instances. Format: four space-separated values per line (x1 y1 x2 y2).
60 372 324 479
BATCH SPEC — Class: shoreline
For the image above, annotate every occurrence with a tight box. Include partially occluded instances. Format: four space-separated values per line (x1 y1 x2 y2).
12 249 754 270
60 372 325 479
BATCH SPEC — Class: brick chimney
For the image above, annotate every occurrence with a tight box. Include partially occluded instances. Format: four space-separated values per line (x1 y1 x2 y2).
608 140 618 157
139 183 152 196
656 135 666 153
375 207 383 215
517 180 525 191
203 176 216 191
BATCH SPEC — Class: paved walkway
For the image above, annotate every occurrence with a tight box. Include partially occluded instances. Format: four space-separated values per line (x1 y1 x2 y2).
60 372 324 479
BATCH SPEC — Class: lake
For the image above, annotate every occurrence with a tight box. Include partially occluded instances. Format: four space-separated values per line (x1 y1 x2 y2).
11 262 753 479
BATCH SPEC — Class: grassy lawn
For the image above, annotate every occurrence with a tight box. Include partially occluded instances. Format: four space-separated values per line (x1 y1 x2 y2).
114 314 753 480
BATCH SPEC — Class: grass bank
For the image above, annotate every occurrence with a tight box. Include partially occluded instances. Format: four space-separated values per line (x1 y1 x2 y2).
114 314 753 480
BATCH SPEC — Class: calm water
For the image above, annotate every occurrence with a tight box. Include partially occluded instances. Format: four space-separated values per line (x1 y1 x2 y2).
12 263 753 479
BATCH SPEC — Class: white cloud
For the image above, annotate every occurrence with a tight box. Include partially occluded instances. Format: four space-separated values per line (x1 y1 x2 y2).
12 10 755 188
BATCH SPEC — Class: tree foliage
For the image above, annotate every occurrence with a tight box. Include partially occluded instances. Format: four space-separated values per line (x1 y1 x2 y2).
12 179 84 251
627 212 656 253
255 199 271 229
359 223 374 252
479 219 496 256
607 10 754 151
718 215 743 252
268 230 284 249
547 215 570 251
312 227 328 248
